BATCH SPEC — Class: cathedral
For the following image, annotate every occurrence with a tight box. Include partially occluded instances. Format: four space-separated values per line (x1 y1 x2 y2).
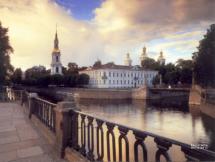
51 29 63 75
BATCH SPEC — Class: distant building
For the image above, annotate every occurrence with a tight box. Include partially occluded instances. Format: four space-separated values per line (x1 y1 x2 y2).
124 53 132 66
140 46 148 65
79 61 157 88
157 51 165 65
51 29 63 75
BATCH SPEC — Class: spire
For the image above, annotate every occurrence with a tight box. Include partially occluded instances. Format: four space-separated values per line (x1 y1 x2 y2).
54 24 59 50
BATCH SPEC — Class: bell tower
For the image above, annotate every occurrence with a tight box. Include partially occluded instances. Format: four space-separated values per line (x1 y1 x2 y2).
51 27 63 75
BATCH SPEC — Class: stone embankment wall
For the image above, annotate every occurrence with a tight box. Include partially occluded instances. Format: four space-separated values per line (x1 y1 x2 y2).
189 85 202 105
73 87 190 101
73 88 132 100
189 85 215 118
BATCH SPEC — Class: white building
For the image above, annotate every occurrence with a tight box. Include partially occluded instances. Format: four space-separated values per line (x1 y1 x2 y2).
80 62 158 88
51 30 63 75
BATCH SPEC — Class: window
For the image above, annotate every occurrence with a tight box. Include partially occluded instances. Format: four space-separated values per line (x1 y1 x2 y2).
56 56 59 62
109 72 111 77
131 73 133 77
117 73 118 77
113 72 115 77
113 80 115 84
128 74 129 77
56 67 59 73
117 80 118 84
128 80 129 84
121 73 123 77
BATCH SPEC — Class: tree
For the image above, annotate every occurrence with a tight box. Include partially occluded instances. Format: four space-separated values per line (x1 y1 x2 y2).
193 24 215 87
11 68 22 84
67 62 78 74
50 74 64 85
93 60 102 68
77 73 89 86
176 59 193 84
141 58 158 70
0 22 13 85
24 66 49 86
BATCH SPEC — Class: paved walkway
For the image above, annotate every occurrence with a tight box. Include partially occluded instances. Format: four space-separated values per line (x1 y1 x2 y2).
0 102 67 162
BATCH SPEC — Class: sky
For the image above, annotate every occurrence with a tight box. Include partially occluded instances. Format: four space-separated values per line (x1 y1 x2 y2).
0 0 215 70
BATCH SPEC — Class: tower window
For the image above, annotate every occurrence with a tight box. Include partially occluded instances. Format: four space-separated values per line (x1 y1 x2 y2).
56 67 59 73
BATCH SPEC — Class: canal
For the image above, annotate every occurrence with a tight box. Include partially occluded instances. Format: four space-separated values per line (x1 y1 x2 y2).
77 99 215 153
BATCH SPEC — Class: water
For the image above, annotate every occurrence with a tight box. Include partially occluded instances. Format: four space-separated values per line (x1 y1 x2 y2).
77 99 215 152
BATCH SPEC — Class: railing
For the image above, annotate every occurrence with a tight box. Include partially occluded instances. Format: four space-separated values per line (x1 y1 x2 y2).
0 88 8 101
32 97 57 132
69 110 215 162
6 88 57 133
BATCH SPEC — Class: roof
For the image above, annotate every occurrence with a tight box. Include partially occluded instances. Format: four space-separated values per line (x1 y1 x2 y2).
79 62 157 72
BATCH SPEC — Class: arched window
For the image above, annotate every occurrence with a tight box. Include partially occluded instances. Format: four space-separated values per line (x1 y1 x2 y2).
56 56 59 62
56 67 59 73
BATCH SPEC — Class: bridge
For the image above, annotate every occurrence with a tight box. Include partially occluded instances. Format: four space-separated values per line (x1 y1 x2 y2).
0 87 214 162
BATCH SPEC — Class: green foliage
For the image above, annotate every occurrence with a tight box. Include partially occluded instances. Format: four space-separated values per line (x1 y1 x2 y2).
11 68 22 84
93 60 102 68
0 22 13 85
153 60 193 85
193 24 215 87
141 58 159 70
50 74 64 85
21 63 89 87
77 73 90 85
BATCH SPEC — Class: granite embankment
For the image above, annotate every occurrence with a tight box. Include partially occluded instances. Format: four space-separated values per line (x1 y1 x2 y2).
189 85 215 118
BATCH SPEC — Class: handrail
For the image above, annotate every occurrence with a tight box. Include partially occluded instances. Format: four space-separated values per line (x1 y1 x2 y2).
74 110 215 156
69 109 215 161
34 97 57 107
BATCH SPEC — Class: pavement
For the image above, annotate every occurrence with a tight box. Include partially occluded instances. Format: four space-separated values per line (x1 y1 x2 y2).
0 102 67 162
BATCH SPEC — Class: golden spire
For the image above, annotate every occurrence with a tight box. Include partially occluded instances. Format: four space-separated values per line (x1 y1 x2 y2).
53 24 60 53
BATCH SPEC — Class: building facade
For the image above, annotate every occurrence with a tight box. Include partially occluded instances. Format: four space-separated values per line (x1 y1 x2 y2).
80 63 158 88
51 30 63 75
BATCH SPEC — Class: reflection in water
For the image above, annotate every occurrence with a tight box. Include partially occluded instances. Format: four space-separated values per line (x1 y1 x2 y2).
77 99 215 152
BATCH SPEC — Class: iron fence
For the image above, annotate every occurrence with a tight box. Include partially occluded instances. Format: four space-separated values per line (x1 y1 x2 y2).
69 110 215 162
32 97 57 132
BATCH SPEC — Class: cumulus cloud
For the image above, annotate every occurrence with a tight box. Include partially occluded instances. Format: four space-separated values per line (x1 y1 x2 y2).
0 0 105 69
0 0 214 69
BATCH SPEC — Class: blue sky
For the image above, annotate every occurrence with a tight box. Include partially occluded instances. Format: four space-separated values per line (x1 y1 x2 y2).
55 0 103 20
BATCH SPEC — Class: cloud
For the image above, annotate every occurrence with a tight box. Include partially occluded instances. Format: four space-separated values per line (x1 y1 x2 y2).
93 0 215 64
0 0 105 69
0 0 214 70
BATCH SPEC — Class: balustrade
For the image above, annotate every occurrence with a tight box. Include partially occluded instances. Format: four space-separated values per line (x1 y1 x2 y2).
33 97 56 132
69 111 215 162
